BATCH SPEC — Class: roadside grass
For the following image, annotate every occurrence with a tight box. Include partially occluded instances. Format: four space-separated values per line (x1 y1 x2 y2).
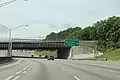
98 48 120 61
34 50 57 57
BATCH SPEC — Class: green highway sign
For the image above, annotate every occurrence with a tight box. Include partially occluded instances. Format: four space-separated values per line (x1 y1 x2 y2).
64 39 80 46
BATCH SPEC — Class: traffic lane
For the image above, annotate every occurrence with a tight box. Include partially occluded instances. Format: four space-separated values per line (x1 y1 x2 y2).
72 60 120 66
74 60 120 66
53 60 120 80
50 60 103 80
57 59 120 70
69 60 120 71
20 59 74 80
0 58 32 80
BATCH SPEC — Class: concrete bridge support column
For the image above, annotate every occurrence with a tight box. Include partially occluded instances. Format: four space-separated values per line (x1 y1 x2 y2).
57 48 70 59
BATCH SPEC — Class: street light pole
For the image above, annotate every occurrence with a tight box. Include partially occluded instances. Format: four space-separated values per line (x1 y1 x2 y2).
7 25 28 57
8 28 12 57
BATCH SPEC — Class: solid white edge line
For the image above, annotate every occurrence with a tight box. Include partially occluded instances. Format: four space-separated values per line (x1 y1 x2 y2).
74 76 80 80
4 76 14 80
16 71 22 75
12 76 20 80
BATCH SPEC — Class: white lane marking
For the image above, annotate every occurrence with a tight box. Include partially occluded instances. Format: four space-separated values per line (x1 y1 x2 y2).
4 76 14 80
26 63 32 69
27 68 31 71
74 76 80 80
62 67 65 70
22 71 27 74
12 76 20 80
23 68 26 71
16 71 22 75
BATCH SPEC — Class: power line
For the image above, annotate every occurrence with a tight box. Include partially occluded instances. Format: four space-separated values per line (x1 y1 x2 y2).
0 0 28 8
0 0 16 8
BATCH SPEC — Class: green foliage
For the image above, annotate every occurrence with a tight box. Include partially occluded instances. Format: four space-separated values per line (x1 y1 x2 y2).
46 32 57 40
45 16 120 52
34 50 57 57
98 48 120 61
95 16 120 52
66 27 82 39
58 27 82 40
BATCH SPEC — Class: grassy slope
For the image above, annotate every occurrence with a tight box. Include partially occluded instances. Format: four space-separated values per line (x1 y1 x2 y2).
34 50 57 57
98 48 120 61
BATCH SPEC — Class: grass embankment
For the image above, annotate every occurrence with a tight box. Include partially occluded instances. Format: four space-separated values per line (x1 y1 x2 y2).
34 50 57 57
98 48 120 61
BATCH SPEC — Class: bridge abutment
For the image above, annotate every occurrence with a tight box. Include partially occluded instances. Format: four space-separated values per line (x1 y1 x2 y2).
57 48 70 59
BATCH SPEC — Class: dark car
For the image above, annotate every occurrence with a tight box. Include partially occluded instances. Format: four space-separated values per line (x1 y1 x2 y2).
31 55 34 58
48 56 54 60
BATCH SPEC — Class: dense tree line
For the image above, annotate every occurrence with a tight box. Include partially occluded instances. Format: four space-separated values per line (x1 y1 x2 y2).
45 16 120 52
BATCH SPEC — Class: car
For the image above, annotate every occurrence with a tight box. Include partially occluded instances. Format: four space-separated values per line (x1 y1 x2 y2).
48 56 54 60
31 55 34 57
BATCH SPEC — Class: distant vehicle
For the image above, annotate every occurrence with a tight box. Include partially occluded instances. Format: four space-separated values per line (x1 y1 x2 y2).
48 56 54 60
31 55 34 57
45 55 48 58
39 55 41 57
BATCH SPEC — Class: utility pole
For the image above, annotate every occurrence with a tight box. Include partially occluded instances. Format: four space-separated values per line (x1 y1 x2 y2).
8 28 12 57
0 24 28 57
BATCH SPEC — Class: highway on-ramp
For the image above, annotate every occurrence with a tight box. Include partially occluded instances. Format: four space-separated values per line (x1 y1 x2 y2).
0 58 120 80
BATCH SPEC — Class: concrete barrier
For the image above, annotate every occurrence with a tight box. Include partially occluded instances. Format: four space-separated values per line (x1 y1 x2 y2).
0 57 13 64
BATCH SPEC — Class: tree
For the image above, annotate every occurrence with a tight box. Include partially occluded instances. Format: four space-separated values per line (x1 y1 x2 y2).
45 16 120 52
45 32 57 40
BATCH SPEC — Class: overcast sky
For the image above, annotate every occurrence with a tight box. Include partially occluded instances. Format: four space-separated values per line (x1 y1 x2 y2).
0 0 119 39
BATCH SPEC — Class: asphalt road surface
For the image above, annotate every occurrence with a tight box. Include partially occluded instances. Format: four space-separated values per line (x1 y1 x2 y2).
0 58 120 80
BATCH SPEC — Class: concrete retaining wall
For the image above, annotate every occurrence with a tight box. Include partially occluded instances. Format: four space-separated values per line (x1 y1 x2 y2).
68 46 103 59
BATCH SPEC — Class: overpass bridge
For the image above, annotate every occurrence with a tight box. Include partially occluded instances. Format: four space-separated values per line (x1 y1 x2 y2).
0 39 97 59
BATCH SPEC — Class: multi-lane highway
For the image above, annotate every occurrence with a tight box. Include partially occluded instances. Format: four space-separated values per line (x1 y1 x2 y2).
0 58 120 80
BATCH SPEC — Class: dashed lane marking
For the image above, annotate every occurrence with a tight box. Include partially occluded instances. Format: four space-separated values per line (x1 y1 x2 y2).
12 76 20 80
27 68 31 71
4 76 14 80
23 68 27 71
74 76 80 80
16 71 22 75
4 63 32 80
62 67 65 70
22 71 27 74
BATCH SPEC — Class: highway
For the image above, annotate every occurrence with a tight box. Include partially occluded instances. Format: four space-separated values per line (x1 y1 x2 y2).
0 58 120 80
